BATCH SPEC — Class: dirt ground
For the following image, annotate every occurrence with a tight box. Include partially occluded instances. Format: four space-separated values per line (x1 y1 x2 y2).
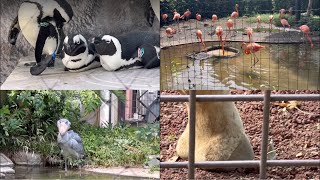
160 90 320 179
160 18 320 47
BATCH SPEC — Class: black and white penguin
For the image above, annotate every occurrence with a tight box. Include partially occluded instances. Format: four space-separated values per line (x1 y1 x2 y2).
93 31 160 71
8 0 73 75
62 34 101 72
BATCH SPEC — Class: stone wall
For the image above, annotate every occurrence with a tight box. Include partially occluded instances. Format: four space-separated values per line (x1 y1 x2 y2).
0 0 159 85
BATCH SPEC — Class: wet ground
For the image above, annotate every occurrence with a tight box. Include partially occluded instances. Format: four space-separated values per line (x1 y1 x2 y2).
160 90 320 179
161 42 320 90
4 166 150 179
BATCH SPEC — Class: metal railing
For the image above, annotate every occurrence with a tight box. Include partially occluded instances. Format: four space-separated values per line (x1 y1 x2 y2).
160 90 320 179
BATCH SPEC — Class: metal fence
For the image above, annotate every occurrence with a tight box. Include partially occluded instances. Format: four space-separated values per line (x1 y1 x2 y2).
160 0 320 90
160 90 320 179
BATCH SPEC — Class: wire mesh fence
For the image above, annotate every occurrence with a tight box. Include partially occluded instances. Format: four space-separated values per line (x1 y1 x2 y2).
160 90 320 179
160 0 320 90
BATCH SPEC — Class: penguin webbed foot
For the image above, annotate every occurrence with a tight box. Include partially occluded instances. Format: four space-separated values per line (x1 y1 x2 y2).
30 56 51 75
47 59 55 67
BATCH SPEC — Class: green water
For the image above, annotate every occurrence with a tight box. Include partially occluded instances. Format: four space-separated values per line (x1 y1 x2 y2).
161 42 320 90
6 166 144 179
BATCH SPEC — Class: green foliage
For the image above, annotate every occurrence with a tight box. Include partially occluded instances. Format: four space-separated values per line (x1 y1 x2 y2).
298 16 320 31
0 90 101 157
80 123 160 167
273 14 296 27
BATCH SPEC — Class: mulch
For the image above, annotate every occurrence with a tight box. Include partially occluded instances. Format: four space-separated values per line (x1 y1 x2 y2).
160 90 320 179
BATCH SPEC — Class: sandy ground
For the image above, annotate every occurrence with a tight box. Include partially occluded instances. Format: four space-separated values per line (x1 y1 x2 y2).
160 90 320 179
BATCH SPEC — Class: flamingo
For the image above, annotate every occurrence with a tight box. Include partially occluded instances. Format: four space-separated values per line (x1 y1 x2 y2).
241 42 265 67
269 15 274 31
181 9 191 21
280 10 290 36
279 9 286 15
162 14 168 24
230 4 239 34
196 13 201 21
257 16 261 29
225 19 234 41
245 27 253 42
196 30 207 52
216 26 225 55
231 4 239 19
212 14 218 26
166 27 176 37
173 11 181 31
299 25 314 48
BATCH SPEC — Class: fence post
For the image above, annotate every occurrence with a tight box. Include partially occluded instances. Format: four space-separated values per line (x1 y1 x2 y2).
295 0 301 22
260 90 271 179
188 90 196 179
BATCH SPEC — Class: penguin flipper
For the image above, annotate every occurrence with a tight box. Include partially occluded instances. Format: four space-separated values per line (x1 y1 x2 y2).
31 26 52 75
8 16 20 45
135 44 160 69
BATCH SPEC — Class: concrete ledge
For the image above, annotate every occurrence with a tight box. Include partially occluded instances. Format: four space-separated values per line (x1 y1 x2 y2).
85 167 159 179
1 56 159 90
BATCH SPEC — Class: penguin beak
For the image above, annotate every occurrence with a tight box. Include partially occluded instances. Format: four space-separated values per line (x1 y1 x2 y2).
93 38 103 54
64 42 86 56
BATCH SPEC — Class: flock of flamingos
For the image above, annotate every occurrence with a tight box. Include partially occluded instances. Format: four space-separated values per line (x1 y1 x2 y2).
162 3 314 66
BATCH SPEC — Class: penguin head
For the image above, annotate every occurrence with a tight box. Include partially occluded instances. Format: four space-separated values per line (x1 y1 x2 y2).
93 35 120 57
63 34 87 56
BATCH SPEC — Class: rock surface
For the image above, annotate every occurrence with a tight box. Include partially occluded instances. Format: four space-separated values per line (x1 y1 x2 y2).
0 167 15 174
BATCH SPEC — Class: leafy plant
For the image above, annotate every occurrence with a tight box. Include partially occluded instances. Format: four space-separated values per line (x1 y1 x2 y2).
80 123 160 167
0 90 101 157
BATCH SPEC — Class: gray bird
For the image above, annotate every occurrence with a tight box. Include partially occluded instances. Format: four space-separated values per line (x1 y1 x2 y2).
57 118 85 171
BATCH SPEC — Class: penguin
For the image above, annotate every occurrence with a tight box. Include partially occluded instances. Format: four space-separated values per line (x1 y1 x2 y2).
8 0 73 75
62 34 101 72
93 31 160 71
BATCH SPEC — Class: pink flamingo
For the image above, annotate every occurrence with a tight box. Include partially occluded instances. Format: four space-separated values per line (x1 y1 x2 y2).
231 4 239 19
173 11 181 31
196 30 207 52
212 14 218 26
196 13 201 21
180 9 191 21
162 14 168 24
245 27 253 42
299 25 314 48
257 15 261 29
230 4 239 34
225 19 234 41
269 15 274 31
216 26 225 55
241 42 265 67
166 27 176 37
280 10 290 36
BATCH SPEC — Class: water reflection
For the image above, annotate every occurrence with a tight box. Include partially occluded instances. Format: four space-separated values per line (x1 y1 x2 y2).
8 166 142 179
161 42 319 90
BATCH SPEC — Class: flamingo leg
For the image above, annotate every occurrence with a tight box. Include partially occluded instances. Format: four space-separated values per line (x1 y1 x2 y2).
252 52 260 67
306 34 314 48
220 36 225 55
